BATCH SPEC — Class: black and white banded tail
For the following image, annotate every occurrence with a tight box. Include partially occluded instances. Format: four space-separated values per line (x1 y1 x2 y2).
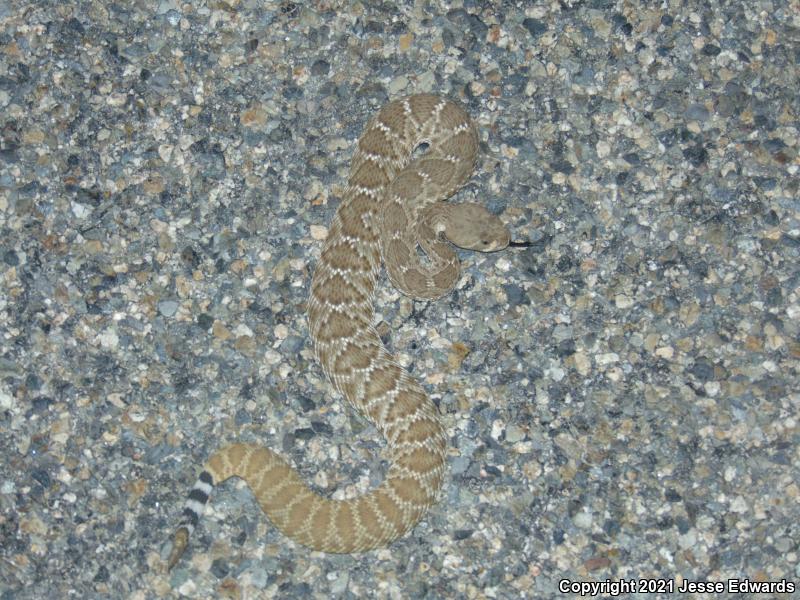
166 470 214 570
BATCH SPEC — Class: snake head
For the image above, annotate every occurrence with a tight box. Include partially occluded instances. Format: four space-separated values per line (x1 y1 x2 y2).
443 204 511 252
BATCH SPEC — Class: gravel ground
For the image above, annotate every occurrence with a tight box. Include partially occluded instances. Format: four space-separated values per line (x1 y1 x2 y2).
1 1 798 598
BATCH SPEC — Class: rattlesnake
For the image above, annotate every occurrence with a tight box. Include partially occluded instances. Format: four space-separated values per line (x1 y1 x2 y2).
166 94 518 568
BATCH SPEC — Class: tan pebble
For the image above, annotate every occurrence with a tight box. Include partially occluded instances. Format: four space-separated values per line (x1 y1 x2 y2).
448 341 470 369
51 415 70 435
157 232 174 251
644 333 659 352
143 177 164 194
234 335 256 354
124 478 148 506
218 578 240 599
212 321 233 340
679 301 701 326
523 461 542 480
230 258 247 274
570 350 589 375
102 430 119 444
241 104 267 127
744 335 763 351
584 556 611 571
83 240 103 254
23 129 45 144
20 515 48 535
398 33 413 51
426 372 445 386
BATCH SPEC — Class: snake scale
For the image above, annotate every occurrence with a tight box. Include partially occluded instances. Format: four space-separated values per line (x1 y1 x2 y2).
166 94 516 568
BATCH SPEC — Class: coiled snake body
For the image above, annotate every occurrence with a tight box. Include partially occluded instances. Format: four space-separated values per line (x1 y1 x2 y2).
167 94 513 568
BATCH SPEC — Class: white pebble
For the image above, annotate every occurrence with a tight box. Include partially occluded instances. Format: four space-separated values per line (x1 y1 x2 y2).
573 510 592 528
97 328 119 349
0 390 14 410
615 294 633 309
310 225 328 240
655 346 674 359
730 496 749 513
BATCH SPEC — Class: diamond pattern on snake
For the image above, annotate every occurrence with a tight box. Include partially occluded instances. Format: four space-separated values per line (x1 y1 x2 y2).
167 94 523 569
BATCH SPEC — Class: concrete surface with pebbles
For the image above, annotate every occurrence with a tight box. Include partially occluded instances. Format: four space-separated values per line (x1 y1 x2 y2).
1 1 798 598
